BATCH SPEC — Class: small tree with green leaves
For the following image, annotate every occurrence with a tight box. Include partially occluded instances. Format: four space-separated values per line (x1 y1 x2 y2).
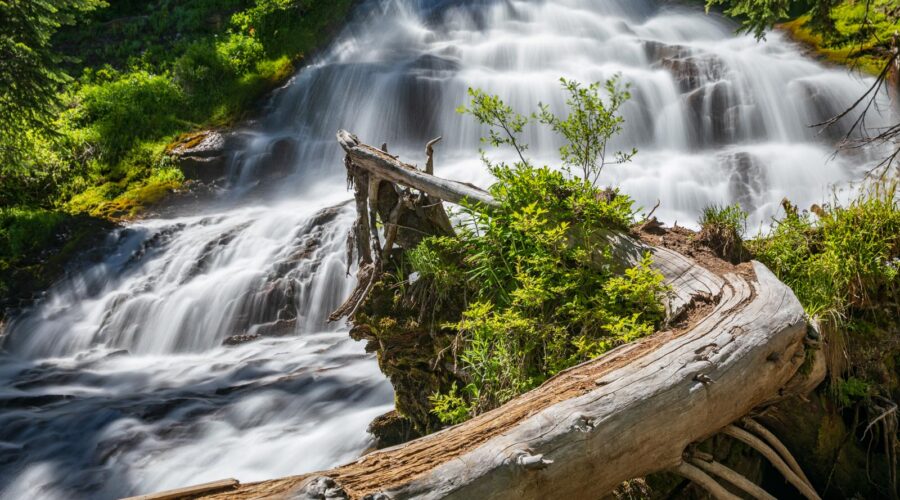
537 76 636 187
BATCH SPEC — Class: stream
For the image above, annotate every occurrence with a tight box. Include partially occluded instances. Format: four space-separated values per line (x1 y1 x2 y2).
0 0 890 498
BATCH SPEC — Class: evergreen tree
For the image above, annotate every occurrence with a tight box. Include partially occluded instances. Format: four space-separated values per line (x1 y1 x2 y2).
0 0 104 169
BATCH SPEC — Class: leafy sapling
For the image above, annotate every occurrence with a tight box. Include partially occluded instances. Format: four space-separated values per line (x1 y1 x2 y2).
457 88 531 166
537 76 637 187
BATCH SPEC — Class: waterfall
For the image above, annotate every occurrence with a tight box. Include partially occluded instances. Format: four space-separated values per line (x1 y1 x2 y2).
0 1 891 498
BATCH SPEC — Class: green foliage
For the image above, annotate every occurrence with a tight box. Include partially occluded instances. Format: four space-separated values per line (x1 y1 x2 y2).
705 0 792 39
780 1 900 75
0 0 105 168
456 88 531 164
425 81 668 424
3 0 354 219
698 203 748 262
536 76 636 186
836 376 870 407
72 70 184 160
752 179 899 406
428 382 474 426
0 208 67 260
707 0 900 72
753 182 898 319
700 203 748 237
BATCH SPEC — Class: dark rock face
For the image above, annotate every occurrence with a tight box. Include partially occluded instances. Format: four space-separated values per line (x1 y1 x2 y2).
683 80 764 147
642 40 691 64
657 53 727 93
367 410 422 449
0 214 117 321
221 204 345 341
254 137 298 179
222 334 262 346
167 130 246 183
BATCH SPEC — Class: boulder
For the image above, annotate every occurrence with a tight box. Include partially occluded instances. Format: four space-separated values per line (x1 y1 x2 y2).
167 130 246 183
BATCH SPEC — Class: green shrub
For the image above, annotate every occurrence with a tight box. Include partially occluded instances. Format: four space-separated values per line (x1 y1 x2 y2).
752 179 899 406
697 203 748 263
0 208 67 260
423 78 668 424
217 33 265 74
74 70 184 160
173 41 234 99
753 182 898 319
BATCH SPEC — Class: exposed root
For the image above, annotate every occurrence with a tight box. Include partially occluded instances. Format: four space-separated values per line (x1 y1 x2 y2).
723 425 821 500
863 397 899 499
742 417 814 488
670 462 741 500
688 456 776 500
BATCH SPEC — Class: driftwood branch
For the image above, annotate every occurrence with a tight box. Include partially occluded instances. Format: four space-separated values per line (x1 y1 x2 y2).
337 130 497 208
425 136 442 175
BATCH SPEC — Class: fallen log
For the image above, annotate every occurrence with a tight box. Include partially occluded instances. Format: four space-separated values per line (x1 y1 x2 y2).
192 134 823 500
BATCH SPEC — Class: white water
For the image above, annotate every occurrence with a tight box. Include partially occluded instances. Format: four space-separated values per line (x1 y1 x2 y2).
0 1 892 498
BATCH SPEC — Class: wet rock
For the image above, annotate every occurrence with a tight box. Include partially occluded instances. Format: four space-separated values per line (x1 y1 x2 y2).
256 137 298 179
368 410 422 449
167 130 246 183
685 81 736 146
223 334 262 346
183 222 250 281
254 318 297 337
0 214 117 320
791 80 846 142
642 40 691 63
657 53 727 93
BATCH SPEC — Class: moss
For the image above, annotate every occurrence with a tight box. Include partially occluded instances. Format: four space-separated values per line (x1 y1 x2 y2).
0 208 115 313
67 167 184 219
778 3 900 76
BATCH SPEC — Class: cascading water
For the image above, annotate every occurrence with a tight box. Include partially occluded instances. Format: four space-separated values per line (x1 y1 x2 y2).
0 1 892 498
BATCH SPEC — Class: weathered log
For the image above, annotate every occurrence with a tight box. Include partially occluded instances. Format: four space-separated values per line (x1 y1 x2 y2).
122 478 239 500
198 241 814 499
187 134 824 499
337 130 497 208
